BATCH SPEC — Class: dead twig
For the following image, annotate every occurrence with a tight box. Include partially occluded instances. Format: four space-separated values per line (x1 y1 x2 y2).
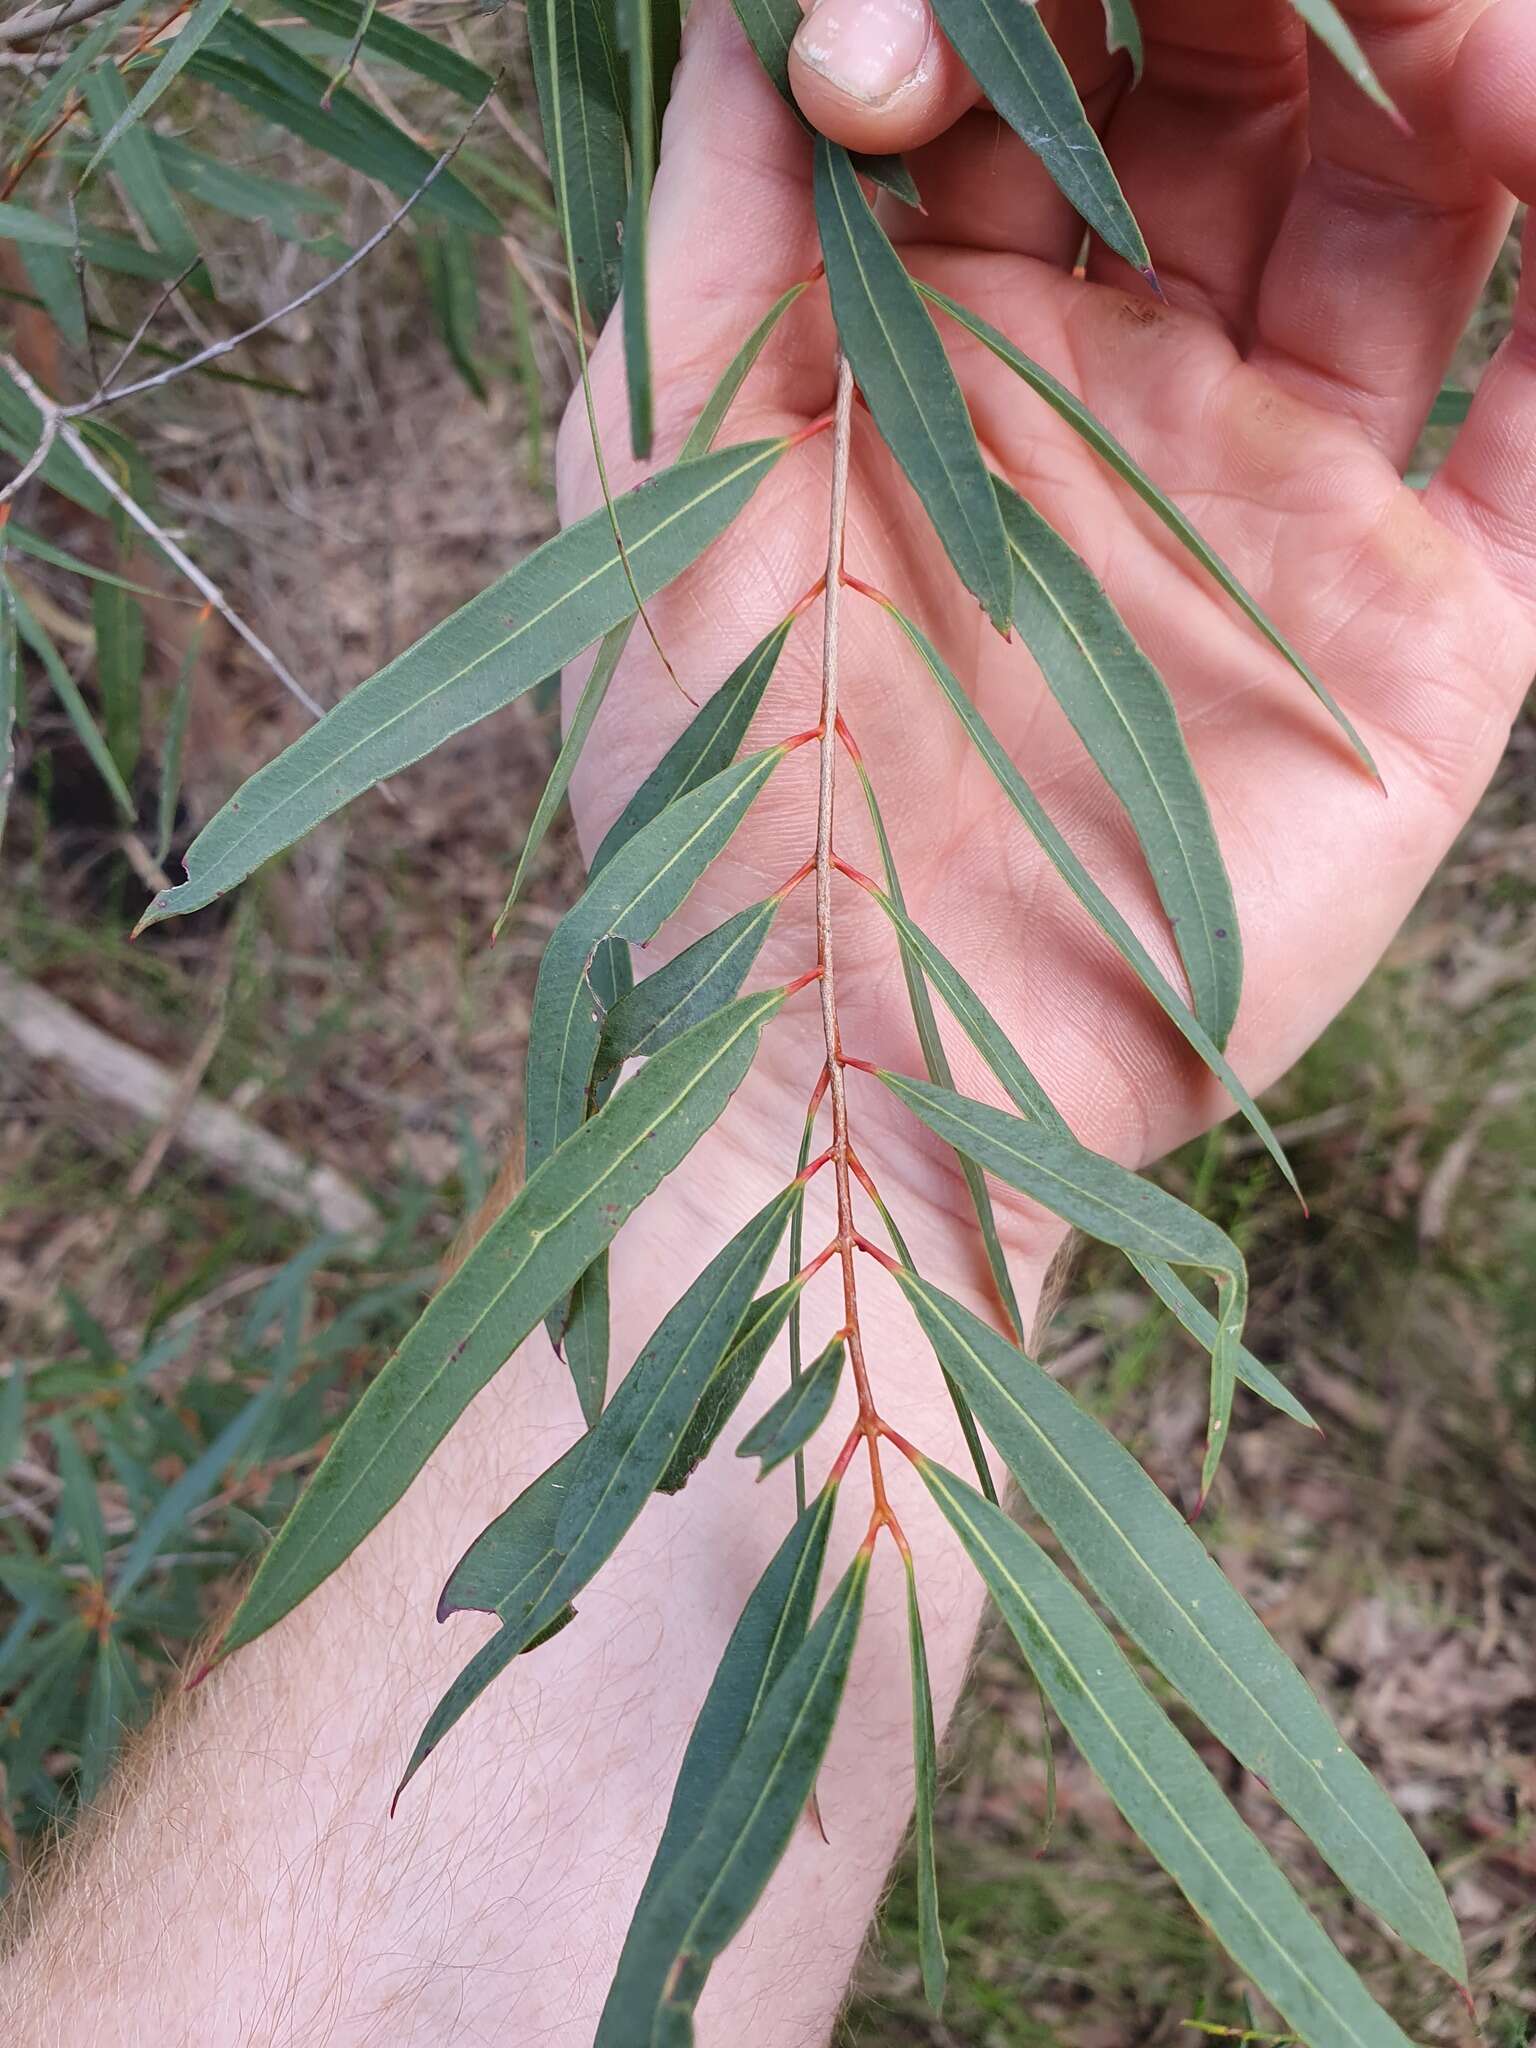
0 961 382 1242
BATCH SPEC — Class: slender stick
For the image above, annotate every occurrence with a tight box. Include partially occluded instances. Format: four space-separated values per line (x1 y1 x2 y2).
67 83 497 417
813 353 897 1541
1 352 324 718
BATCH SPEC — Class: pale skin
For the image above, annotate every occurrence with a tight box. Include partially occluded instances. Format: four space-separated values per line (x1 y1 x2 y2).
8 0 1536 2040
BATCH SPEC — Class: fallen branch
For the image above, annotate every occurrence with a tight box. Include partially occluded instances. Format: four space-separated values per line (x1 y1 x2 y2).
0 961 381 1242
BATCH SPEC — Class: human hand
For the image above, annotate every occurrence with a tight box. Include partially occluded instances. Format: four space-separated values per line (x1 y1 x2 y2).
558 0 1536 1257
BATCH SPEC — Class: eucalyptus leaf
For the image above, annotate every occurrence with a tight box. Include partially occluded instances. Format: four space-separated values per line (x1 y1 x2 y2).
736 1334 844 1477
883 598 1298 1202
595 1552 869 2046
904 1561 947 2011
1288 0 1399 117
0 575 16 853
139 438 787 928
597 895 779 1073
217 987 786 1659
921 1462 1420 2048
529 0 629 326
561 1253 610 1426
902 1273 1462 1980
393 1603 578 1808
525 746 786 1183
640 1482 838 1906
1101 0 1143 79
82 64 204 283
998 478 1242 1046
918 283 1375 773
284 0 493 99
13 589 136 824
927 0 1149 272
592 616 792 873
880 1068 1247 1496
815 141 1013 630
852 754 1028 1351
553 1182 802 1559
619 0 657 455
656 1272 806 1492
81 0 238 179
438 1434 589 1621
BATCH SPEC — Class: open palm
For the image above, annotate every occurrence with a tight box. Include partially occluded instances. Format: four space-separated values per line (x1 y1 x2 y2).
558 0 1536 1243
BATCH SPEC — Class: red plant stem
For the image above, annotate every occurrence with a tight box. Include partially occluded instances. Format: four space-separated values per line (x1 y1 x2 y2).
774 855 816 900
812 354 902 1545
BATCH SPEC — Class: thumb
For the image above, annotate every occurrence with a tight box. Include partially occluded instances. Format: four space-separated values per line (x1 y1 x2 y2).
788 0 980 153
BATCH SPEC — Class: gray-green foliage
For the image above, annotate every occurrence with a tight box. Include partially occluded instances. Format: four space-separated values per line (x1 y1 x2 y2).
1 0 1467 2035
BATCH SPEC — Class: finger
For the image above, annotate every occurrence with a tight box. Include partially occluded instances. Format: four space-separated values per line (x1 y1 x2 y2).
1248 0 1514 469
788 0 979 155
638 0 833 431
1083 1 1309 341
888 2 1127 267
1427 0 1536 614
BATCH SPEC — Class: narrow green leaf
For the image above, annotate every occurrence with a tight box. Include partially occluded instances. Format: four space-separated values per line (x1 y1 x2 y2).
0 203 185 280
156 611 205 866
82 64 204 283
904 1560 947 2012
506 264 545 485
864 881 1310 1427
738 1334 844 1477
656 1272 806 1492
495 630 626 940
13 589 136 824
18 0 147 147
153 136 343 244
918 284 1376 774
921 1462 1420 2048
997 478 1242 1047
1429 385 1472 429
189 16 496 235
529 0 629 325
420 224 487 402
561 1252 610 1425
881 1068 1247 1496
852 753 1026 1355
815 141 1012 629
218 987 785 1659
1127 1253 1316 1430
926 0 1149 273
904 1276 1462 1981
619 0 657 456
82 0 238 180
393 1603 578 1807
1101 0 1143 79
1288 1 1399 118
683 286 809 458
525 746 785 1180
438 1435 588 1621
0 1360 22 1473
4 523 171 598
284 0 493 99
597 894 779 1073
91 574 145 779
52 1421 107 1580
640 1482 838 1906
595 1552 869 2047
719 0 918 200
883 598 1299 1202
138 438 786 928
17 240 88 352
553 1182 802 1558
0 572 16 852
591 616 792 874
80 1634 136 1805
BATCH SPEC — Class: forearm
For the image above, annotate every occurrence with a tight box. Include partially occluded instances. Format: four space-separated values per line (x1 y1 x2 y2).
5 1056 1054 2048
